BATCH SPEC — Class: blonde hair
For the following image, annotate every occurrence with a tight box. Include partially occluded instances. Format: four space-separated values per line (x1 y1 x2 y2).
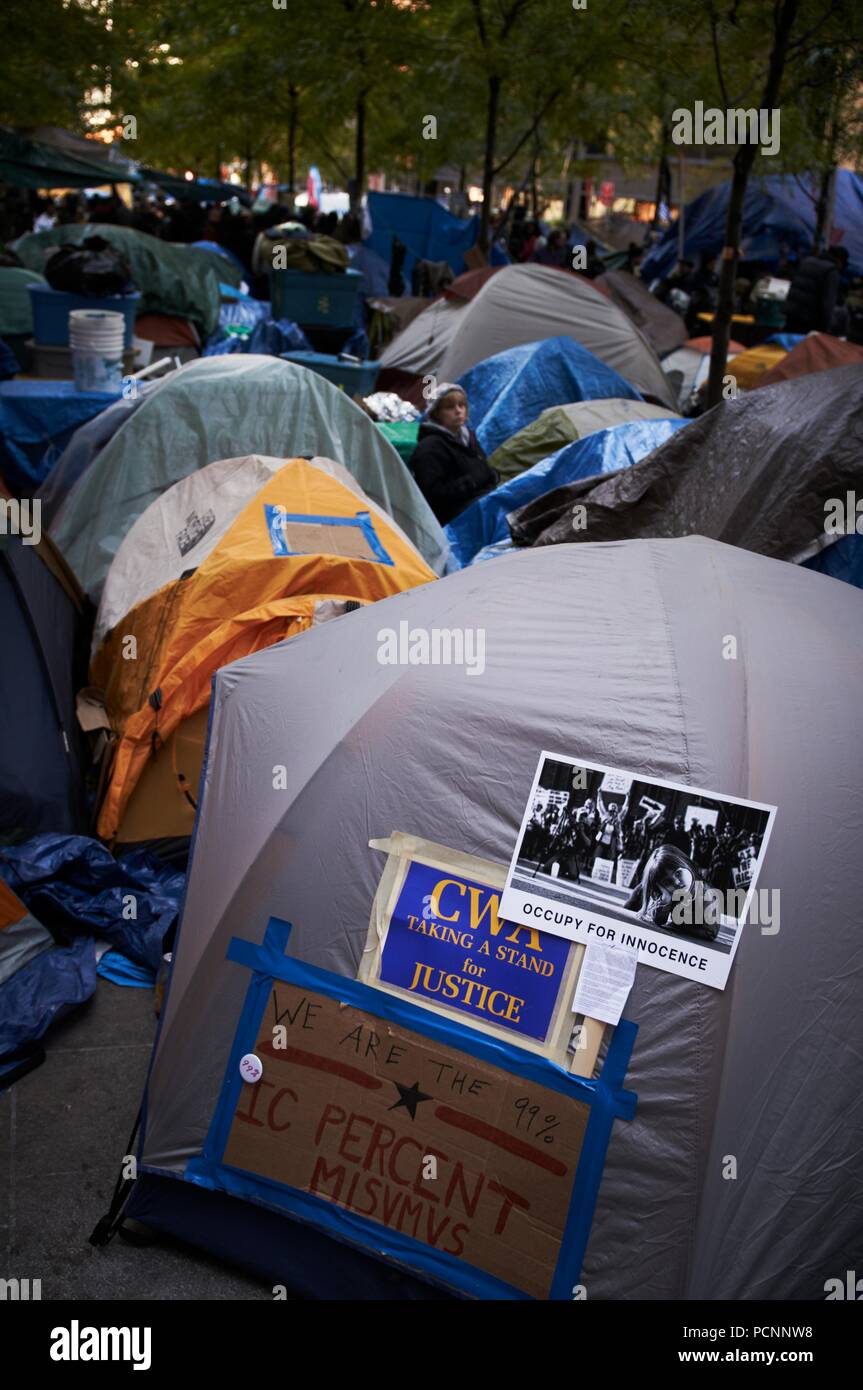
429 387 467 422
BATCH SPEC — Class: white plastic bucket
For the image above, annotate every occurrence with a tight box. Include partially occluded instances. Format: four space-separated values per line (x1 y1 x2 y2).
69 309 125 393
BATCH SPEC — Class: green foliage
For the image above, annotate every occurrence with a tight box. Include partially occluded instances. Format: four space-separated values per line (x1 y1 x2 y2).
2 0 860 192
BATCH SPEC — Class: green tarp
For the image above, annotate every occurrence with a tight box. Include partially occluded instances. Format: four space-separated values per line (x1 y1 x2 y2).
0 267 45 336
376 420 419 468
0 128 138 190
13 224 226 339
489 399 681 480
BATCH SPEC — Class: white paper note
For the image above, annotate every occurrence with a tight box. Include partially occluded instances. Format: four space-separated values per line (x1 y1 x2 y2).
572 941 637 1025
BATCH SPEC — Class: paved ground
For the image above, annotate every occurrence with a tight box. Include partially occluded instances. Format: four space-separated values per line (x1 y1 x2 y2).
0 977 269 1300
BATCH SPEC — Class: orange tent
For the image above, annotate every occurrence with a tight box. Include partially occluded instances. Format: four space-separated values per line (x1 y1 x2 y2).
92 457 435 844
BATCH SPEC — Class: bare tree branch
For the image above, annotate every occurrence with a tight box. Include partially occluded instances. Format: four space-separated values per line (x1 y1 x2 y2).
708 3 730 107
493 85 562 176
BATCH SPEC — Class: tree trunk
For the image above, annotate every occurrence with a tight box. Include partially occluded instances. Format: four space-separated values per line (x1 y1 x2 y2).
479 73 501 253
813 166 832 252
352 90 367 215
706 0 799 408
287 84 298 195
814 103 840 253
652 125 670 232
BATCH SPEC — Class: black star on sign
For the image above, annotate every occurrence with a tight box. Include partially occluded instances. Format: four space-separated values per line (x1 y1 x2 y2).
388 1079 433 1121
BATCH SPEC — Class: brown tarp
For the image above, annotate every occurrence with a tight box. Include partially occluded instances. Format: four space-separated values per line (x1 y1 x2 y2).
596 270 688 358
509 363 863 563
752 331 863 389
443 266 501 303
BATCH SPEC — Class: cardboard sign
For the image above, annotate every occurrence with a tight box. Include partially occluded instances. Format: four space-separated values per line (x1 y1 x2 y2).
188 918 638 1301
377 859 572 1043
222 980 588 1300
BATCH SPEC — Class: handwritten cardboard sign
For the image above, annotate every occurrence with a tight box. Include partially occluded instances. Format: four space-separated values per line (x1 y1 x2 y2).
222 980 589 1299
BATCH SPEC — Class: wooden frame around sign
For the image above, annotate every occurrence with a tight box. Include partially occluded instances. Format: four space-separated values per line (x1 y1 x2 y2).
358 831 606 1078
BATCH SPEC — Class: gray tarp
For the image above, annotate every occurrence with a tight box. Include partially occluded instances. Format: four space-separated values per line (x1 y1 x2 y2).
137 537 863 1299
510 364 863 561
51 356 451 598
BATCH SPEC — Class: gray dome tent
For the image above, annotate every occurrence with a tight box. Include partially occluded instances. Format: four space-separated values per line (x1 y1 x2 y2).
124 538 862 1299
379 264 676 409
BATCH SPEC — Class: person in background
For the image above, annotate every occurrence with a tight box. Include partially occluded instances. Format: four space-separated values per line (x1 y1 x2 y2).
582 238 606 279
783 245 840 334
410 383 499 526
533 227 568 268
656 257 694 304
33 197 57 233
517 220 539 263
623 241 644 275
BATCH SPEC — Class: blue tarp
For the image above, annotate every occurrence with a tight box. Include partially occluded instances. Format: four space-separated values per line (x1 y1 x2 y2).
97 948 156 987
445 418 688 568
190 239 247 275
456 336 643 458
0 935 97 1065
642 170 863 282
0 834 185 974
765 333 805 350
803 534 863 591
0 380 117 491
204 315 311 358
0 834 185 1082
348 242 391 298
364 192 479 285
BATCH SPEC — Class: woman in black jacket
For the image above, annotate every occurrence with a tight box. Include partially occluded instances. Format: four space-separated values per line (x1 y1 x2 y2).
410 383 499 526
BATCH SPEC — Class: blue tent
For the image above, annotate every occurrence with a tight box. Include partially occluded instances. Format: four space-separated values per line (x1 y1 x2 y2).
445 418 688 567
804 534 863 591
457 336 643 457
642 170 863 282
364 192 479 285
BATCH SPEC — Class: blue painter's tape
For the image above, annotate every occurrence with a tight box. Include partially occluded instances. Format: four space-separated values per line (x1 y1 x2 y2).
180 915 637 1300
263 506 394 565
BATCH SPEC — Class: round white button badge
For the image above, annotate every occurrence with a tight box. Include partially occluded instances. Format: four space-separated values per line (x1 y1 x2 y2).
239 1053 263 1084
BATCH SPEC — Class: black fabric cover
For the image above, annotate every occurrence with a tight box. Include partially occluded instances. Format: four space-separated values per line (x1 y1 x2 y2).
0 535 90 841
508 364 863 559
43 236 135 297
784 254 840 334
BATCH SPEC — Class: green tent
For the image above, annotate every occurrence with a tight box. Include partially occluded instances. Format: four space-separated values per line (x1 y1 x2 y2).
0 127 138 190
489 399 682 480
51 355 451 600
0 267 45 336
13 224 228 340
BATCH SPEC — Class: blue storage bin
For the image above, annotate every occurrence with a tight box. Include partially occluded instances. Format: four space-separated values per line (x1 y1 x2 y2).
281 350 381 397
269 268 362 328
27 283 141 348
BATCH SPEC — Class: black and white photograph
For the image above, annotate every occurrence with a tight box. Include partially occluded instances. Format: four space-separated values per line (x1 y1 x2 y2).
500 752 777 988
